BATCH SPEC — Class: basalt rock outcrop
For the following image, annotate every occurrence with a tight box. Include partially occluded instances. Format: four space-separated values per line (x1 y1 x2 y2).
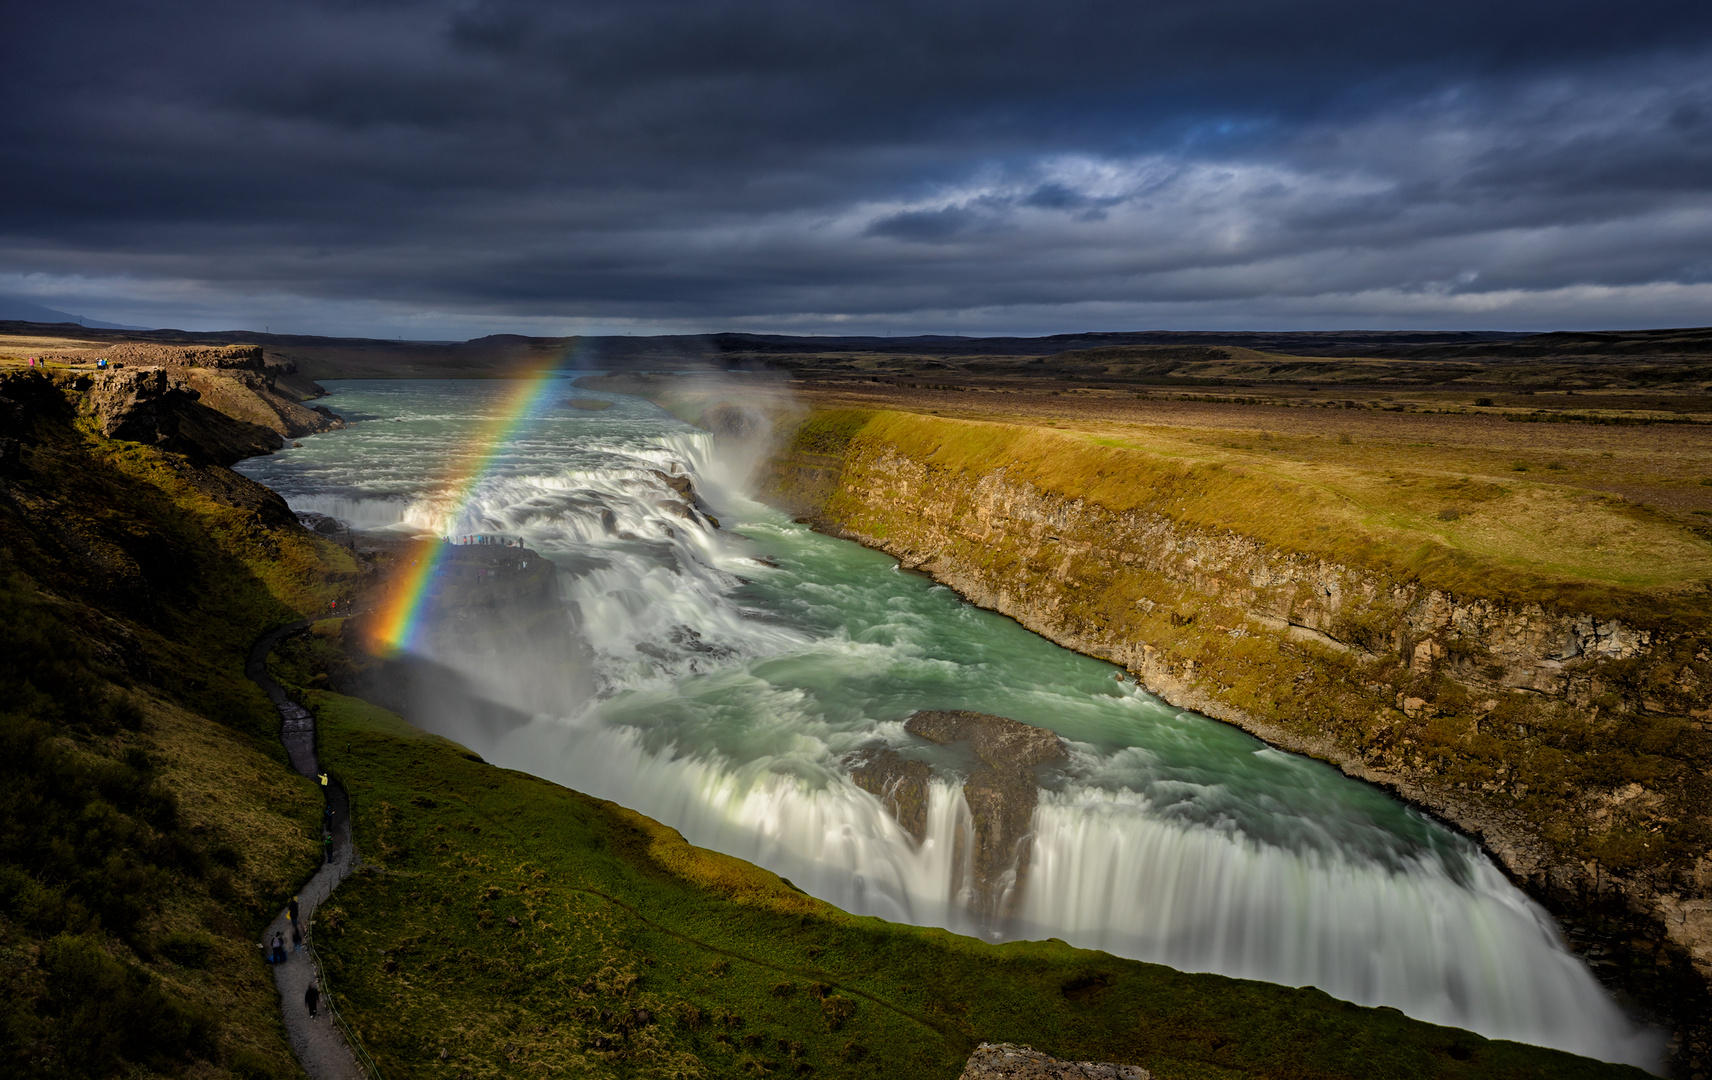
907 709 1067 771
31 342 267 370
75 366 285 465
38 342 343 440
849 746 933 841
74 368 300 524
0 368 324 622
651 468 720 528
851 710 1067 922
910 710 1067 921
103 342 269 370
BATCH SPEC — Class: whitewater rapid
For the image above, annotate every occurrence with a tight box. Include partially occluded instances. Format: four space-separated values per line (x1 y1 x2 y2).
237 379 1657 1068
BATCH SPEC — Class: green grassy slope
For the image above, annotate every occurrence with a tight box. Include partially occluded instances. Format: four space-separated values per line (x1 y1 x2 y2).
0 574 326 1080
305 692 1644 1080
0 370 361 1079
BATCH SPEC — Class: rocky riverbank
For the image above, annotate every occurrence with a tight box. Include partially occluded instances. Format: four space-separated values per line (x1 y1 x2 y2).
758 407 1712 1067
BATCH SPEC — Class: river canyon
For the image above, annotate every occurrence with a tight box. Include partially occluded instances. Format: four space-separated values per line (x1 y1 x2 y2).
235 378 1659 1069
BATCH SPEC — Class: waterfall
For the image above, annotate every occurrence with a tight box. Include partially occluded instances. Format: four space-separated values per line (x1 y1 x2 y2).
1018 789 1644 1059
494 712 1651 1066
236 380 1659 1069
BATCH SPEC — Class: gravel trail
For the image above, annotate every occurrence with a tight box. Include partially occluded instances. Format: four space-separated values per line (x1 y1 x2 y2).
248 620 369 1080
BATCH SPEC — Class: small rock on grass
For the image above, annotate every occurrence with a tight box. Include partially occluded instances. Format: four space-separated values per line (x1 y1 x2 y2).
958 1042 1150 1080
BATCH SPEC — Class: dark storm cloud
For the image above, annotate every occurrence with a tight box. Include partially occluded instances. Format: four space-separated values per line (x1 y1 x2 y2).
1 0 1710 335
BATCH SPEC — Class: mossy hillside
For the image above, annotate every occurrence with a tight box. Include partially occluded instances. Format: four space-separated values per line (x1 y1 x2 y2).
0 566 325 1080
0 371 370 1078
784 410 1711 628
305 690 1640 1080
5 377 365 740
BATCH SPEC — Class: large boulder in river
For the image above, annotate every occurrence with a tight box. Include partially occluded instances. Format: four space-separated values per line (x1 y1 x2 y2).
849 710 1067 924
849 747 933 842
650 468 719 528
906 711 1067 922
904 710 1067 771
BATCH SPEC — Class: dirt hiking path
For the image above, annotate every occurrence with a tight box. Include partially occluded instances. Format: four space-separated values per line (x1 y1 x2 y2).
248 620 369 1080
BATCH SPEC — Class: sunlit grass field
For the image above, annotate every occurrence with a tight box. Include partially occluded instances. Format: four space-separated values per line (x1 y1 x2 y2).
774 405 1712 626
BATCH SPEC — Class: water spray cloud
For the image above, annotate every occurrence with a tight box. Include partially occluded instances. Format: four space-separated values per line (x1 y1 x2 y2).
368 358 572 655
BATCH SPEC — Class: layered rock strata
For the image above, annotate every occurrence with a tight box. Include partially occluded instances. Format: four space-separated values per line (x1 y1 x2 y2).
75 366 284 464
39 343 343 441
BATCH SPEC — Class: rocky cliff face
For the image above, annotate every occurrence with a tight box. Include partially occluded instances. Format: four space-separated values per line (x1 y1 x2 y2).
74 366 283 464
36 343 343 441
0 368 331 621
101 342 269 370
762 414 1712 1045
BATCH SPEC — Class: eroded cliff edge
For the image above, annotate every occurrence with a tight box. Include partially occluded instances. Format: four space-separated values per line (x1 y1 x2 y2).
758 407 1712 1038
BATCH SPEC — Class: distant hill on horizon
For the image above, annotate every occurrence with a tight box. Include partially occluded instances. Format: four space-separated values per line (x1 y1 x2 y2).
4 318 1710 382
0 295 151 331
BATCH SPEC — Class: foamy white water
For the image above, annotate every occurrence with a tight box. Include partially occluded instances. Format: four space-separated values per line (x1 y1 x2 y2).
237 378 1658 1068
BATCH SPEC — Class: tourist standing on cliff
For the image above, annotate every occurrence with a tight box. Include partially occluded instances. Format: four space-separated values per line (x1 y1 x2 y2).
304 983 320 1019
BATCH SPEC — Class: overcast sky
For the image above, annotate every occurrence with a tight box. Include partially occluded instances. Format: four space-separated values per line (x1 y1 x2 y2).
3 0 1710 338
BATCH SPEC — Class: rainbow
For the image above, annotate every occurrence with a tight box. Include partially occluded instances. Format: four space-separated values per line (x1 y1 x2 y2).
367 362 568 655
